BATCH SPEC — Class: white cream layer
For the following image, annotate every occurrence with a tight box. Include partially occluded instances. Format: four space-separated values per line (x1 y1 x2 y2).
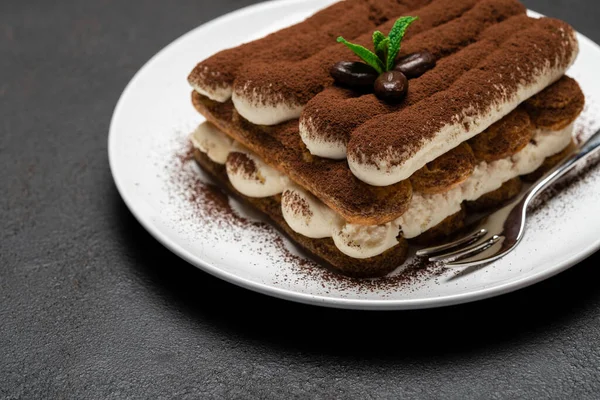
190 123 234 164
192 83 232 104
281 186 344 239
299 116 348 160
190 65 233 103
396 124 574 238
232 85 303 126
190 122 573 259
226 142 290 198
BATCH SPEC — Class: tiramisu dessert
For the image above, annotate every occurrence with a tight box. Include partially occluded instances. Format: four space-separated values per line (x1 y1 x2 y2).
187 0 584 277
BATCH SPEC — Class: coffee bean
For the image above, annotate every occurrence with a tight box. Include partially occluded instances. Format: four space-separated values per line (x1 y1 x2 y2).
330 61 379 88
394 51 436 79
374 71 408 103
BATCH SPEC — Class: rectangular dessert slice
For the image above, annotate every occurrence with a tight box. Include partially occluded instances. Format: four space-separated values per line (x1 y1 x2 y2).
186 0 584 276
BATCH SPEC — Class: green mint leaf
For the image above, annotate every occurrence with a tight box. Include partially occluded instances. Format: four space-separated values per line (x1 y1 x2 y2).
372 31 386 50
386 16 418 71
337 37 384 74
375 37 389 65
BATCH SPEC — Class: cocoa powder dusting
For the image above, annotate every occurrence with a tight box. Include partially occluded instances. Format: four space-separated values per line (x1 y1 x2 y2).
281 190 313 219
234 0 525 106
303 14 535 146
169 146 245 224
227 152 261 182
189 0 433 91
348 17 577 167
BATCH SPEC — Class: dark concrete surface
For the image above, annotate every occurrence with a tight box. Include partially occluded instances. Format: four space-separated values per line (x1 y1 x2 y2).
2 0 600 398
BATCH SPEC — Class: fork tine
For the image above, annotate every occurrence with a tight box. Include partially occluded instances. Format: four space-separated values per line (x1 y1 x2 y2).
428 235 504 262
446 241 511 268
416 229 488 257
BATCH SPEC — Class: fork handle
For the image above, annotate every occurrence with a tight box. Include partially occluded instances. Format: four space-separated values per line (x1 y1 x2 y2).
525 127 600 205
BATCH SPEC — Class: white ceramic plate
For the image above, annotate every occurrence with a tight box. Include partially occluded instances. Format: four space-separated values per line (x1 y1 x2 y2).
109 0 600 310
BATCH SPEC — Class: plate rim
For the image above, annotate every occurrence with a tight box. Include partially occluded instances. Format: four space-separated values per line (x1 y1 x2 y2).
108 0 600 310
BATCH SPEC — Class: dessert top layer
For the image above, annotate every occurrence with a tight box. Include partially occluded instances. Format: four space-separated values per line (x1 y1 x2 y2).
345 17 578 185
229 0 527 125
299 13 540 159
188 0 433 101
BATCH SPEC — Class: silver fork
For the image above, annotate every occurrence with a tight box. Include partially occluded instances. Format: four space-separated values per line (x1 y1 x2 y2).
417 127 600 267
